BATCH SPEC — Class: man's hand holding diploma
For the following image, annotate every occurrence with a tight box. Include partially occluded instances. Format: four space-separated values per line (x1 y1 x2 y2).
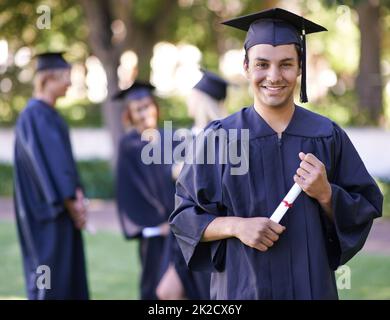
202 153 333 252
293 152 333 221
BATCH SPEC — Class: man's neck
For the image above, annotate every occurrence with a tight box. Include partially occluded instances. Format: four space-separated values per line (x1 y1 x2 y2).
34 93 57 108
254 101 295 137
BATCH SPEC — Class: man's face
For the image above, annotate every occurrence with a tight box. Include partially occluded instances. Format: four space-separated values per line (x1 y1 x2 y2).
244 44 301 110
127 96 158 132
48 68 71 97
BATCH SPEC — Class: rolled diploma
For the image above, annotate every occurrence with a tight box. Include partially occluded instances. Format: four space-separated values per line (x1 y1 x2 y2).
142 226 162 238
85 222 97 235
270 183 302 223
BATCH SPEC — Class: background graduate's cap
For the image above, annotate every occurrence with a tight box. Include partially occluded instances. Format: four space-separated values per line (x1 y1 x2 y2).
222 7 327 103
113 81 155 101
35 51 71 72
193 69 229 101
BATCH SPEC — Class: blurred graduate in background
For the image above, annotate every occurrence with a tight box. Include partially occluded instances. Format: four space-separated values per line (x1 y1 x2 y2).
13 52 89 300
186 70 229 136
114 82 173 300
161 70 230 300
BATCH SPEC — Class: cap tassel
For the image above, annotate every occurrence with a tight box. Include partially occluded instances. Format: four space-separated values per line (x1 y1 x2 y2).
300 28 308 103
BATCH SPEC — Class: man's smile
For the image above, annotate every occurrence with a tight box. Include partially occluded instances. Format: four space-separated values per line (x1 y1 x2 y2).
260 85 287 94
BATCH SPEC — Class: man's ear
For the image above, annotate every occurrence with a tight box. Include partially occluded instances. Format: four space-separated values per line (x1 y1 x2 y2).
243 59 250 80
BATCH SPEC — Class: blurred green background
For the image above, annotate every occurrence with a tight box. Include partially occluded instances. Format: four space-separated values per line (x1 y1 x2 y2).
0 0 389 131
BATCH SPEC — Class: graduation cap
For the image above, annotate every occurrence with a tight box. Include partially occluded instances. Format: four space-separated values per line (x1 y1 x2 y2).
35 52 71 72
222 7 327 103
193 70 229 101
112 81 155 101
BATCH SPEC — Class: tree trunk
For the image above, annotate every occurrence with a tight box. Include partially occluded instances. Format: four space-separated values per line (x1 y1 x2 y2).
79 0 178 164
356 0 383 124
79 0 123 165
130 28 156 81
102 60 124 166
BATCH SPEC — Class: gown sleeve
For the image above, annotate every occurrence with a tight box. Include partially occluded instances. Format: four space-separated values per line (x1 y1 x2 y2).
115 135 168 239
324 123 383 269
169 121 227 272
30 111 79 203
16 108 80 220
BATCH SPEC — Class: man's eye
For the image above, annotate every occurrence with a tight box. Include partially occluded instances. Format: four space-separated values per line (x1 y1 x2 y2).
281 63 292 67
256 63 268 68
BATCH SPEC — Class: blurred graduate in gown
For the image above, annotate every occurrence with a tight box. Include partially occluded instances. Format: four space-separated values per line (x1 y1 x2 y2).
158 70 229 300
13 52 89 300
187 70 229 136
114 82 173 300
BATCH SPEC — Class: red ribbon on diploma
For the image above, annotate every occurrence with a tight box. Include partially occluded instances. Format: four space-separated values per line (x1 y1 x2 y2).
282 200 293 208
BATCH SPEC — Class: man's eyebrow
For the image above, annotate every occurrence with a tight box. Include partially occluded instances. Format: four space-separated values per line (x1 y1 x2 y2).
280 58 295 62
253 57 295 62
253 57 270 62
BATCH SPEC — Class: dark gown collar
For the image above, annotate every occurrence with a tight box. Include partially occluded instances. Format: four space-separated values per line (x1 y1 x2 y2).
126 128 141 139
122 128 166 148
243 105 333 139
121 129 143 149
28 98 58 114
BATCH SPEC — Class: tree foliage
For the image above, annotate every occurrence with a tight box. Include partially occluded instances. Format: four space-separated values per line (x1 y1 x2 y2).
0 0 389 131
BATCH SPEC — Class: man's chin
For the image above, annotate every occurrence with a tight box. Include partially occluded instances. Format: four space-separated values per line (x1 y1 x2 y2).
257 93 294 109
58 90 67 98
261 98 288 109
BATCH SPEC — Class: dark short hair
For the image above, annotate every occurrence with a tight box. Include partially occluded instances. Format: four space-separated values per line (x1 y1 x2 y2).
244 44 302 68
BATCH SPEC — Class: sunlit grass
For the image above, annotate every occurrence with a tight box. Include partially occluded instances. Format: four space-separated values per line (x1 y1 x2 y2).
84 230 140 299
1 221 389 300
0 221 140 300
338 254 390 299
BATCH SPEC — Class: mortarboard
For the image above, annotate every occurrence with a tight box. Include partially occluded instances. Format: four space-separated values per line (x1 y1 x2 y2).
35 52 71 72
222 7 327 103
113 81 155 101
193 70 229 101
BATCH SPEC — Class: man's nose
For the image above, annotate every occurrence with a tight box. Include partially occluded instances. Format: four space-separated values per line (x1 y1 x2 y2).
266 65 282 82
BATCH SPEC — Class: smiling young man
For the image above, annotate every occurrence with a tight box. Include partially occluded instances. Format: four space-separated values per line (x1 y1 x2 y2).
169 8 383 299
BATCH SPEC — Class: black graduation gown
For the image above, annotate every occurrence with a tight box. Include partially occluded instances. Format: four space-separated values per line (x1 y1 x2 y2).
13 98 89 300
159 231 210 299
116 129 175 299
170 105 383 300
116 129 210 299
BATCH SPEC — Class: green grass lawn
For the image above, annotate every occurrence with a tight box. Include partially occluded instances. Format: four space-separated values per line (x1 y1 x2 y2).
1 221 389 300
0 221 140 300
